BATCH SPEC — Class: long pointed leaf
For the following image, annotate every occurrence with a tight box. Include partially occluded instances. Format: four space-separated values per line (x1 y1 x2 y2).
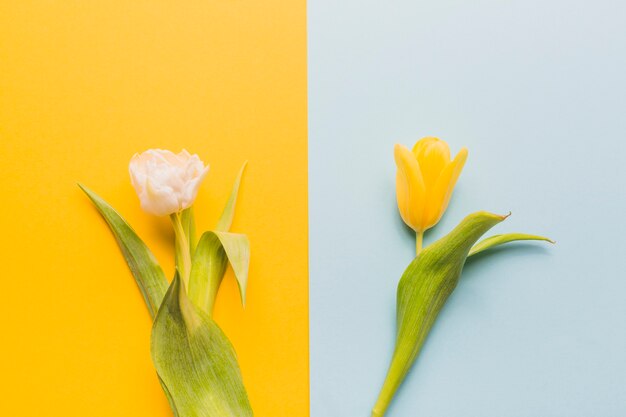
469 233 554 257
151 274 253 417
79 184 168 319
215 162 247 232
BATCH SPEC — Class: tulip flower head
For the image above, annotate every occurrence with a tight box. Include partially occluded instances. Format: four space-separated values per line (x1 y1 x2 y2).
129 149 209 216
394 137 468 253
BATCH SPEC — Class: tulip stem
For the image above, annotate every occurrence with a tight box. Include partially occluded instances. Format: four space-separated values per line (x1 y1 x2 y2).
171 212 192 287
416 231 424 256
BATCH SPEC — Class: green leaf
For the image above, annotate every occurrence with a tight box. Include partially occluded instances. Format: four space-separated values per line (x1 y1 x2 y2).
158 376 180 417
188 231 250 314
214 231 250 306
151 273 253 417
216 162 247 232
372 211 507 417
79 184 168 320
188 232 228 314
468 233 554 257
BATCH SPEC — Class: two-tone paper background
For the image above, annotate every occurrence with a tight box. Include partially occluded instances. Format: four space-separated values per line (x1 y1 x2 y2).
1 1 625 416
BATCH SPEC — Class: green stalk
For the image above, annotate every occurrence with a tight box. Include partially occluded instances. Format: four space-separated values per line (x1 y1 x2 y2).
171 212 192 287
416 230 424 256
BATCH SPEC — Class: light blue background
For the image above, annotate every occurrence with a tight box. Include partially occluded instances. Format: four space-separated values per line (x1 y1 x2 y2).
309 1 626 416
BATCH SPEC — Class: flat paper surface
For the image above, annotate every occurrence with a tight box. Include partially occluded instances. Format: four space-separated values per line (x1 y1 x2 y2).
0 2 308 416
309 0 626 416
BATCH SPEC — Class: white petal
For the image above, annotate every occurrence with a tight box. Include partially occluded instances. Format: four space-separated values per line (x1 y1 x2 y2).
129 148 209 216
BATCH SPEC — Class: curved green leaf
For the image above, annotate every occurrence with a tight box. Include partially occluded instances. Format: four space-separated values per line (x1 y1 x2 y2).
79 184 168 319
188 232 228 314
372 211 507 417
216 162 247 232
214 231 250 306
188 231 250 314
151 274 253 417
469 233 554 257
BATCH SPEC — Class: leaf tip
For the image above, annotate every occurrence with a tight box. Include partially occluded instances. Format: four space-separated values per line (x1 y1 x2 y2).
532 234 555 245
77 183 99 204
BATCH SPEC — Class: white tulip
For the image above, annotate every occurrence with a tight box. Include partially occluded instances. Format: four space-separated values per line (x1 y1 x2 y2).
129 149 209 216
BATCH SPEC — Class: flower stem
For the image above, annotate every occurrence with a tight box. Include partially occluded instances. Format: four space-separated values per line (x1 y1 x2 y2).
171 212 192 287
416 230 424 256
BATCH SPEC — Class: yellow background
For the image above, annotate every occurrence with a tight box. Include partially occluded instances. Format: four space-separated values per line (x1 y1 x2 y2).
0 1 308 416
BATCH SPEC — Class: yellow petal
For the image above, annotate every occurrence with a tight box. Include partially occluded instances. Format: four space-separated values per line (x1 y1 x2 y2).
412 137 451 188
394 144 425 231
421 147 468 230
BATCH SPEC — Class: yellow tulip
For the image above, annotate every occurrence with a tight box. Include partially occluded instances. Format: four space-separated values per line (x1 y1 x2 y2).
394 137 468 254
